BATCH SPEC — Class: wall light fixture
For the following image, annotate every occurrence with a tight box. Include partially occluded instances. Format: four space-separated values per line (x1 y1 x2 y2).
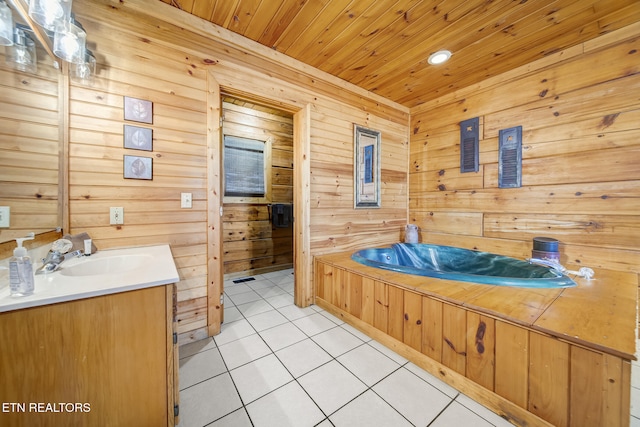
53 14 85 63
6 26 37 73
0 0 13 45
4 0 96 80
28 0 71 31
72 48 95 82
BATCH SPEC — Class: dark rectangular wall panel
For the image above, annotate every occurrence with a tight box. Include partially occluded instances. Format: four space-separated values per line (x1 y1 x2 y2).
498 126 522 188
459 117 479 173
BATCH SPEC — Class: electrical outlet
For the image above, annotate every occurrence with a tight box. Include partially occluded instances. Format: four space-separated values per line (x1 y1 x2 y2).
110 207 124 225
181 193 192 209
0 206 9 228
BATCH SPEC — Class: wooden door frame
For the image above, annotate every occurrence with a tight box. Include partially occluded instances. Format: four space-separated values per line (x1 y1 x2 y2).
207 73 312 335
293 104 312 307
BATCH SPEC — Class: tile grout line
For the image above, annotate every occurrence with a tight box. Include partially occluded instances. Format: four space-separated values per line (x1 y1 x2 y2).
426 399 457 427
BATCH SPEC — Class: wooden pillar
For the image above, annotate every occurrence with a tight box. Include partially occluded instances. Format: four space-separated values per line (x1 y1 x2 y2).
206 72 223 336
294 104 312 307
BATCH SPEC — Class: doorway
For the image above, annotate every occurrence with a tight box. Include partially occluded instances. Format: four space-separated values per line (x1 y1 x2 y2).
220 94 295 278
206 72 312 336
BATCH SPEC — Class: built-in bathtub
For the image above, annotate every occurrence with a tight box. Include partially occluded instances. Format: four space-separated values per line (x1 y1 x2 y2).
314 248 637 427
352 243 576 288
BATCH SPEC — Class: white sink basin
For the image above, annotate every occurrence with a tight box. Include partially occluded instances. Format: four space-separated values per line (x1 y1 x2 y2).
59 254 153 277
0 244 179 313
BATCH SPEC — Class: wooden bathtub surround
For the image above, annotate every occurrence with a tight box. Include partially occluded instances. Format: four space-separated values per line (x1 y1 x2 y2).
314 252 636 427
0 285 179 427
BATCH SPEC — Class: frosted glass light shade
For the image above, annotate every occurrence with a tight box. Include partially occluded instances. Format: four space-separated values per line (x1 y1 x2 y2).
6 28 37 73
53 16 85 63
0 0 13 46
72 49 96 83
29 0 72 31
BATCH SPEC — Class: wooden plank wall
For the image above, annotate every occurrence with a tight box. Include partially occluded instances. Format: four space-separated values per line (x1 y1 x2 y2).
409 23 640 276
65 7 210 341
67 0 408 343
0 49 60 243
310 113 408 253
222 98 294 276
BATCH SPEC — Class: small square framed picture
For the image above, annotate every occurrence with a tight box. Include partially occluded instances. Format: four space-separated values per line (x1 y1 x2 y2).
124 155 153 180
124 125 153 151
124 96 153 124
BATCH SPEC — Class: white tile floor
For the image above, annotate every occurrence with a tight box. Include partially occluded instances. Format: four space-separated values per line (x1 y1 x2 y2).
178 268 640 427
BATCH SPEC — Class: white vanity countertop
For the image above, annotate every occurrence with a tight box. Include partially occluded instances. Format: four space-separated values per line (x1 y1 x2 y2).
0 244 179 313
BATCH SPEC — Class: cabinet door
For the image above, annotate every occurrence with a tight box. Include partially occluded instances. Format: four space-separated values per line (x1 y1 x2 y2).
0 286 170 427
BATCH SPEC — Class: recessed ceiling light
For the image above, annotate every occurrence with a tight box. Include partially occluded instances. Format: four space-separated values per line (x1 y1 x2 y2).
428 50 451 65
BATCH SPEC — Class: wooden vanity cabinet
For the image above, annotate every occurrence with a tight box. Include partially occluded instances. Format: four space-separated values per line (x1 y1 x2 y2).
0 284 178 427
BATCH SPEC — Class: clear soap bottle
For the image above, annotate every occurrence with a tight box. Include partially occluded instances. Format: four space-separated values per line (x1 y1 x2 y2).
9 233 35 297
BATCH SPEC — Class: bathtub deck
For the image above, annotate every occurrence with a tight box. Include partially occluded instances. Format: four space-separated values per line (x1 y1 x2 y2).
315 251 637 360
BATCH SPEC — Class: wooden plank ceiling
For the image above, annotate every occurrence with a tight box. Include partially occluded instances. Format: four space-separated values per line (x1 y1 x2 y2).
161 0 640 108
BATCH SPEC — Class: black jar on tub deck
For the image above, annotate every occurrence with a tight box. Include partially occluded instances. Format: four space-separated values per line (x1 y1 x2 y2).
532 237 560 262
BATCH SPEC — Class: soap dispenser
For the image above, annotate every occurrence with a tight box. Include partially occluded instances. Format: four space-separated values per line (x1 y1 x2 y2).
9 232 35 297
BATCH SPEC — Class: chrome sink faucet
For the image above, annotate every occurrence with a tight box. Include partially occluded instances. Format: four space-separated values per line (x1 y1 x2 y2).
35 239 83 275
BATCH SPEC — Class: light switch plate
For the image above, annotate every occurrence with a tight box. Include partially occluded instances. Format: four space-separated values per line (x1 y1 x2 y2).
0 206 9 228
181 193 192 209
110 207 124 225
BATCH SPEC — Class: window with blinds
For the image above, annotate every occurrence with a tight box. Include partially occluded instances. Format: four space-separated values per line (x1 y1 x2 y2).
224 136 266 197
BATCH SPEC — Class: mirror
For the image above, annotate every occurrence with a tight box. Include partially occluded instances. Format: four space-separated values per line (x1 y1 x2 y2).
0 2 62 244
